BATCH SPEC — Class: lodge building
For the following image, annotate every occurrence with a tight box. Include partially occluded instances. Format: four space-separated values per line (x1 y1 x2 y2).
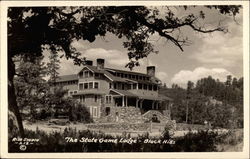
55 59 172 122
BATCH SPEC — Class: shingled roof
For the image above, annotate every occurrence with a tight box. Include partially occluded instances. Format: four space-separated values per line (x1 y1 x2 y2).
56 74 78 82
56 65 160 84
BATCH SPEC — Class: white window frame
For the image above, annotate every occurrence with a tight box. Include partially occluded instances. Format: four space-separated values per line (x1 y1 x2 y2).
79 81 100 90
92 107 99 118
105 95 112 104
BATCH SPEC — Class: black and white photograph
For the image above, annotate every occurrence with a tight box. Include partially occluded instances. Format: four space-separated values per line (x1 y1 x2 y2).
0 1 249 158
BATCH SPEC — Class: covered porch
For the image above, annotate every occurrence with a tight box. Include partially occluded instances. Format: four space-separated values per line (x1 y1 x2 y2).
109 90 170 113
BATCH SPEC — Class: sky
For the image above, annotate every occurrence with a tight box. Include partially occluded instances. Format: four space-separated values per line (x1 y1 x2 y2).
43 6 243 88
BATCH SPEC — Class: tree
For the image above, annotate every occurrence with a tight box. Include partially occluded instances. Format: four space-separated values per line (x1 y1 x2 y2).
186 81 194 123
46 45 61 87
14 56 48 120
8 6 241 136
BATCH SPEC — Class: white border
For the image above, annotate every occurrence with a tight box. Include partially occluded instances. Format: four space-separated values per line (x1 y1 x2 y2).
0 1 249 159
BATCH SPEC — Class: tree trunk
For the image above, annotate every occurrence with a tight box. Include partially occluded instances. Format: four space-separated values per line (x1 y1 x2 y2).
8 57 25 137
185 100 189 124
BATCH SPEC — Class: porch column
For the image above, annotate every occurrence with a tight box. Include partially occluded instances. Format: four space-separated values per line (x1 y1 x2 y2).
125 96 128 107
122 95 125 107
140 99 144 109
136 98 138 108
152 101 156 110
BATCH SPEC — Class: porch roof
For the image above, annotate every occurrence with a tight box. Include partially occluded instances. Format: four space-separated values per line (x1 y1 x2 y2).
110 89 137 97
137 95 163 101
73 90 106 95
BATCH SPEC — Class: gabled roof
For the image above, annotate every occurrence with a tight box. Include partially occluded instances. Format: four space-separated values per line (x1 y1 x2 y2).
56 74 78 82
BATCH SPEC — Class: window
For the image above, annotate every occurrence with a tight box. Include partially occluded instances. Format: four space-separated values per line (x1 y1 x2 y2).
69 91 73 95
95 95 98 102
80 95 85 103
84 83 88 89
153 85 158 91
105 107 110 116
109 83 112 89
122 84 125 90
139 76 143 80
114 83 117 89
79 72 83 78
136 75 138 80
93 107 97 117
94 82 99 89
132 75 135 79
143 84 148 90
84 71 89 77
138 83 142 89
95 73 100 78
128 84 131 89
143 76 146 80
79 83 83 90
106 95 112 104
149 85 153 91
124 74 127 78
133 83 137 89
74 91 77 94
89 71 93 77
89 82 93 89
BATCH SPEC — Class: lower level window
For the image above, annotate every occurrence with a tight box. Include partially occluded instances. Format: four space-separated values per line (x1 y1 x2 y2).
92 107 99 117
80 95 85 103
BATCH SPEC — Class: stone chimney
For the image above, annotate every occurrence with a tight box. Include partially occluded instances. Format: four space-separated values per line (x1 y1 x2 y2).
85 60 93 66
147 66 155 77
96 58 105 69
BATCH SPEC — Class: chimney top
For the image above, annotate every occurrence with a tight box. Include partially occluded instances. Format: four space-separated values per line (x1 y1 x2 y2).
85 60 93 66
147 66 155 77
96 58 105 69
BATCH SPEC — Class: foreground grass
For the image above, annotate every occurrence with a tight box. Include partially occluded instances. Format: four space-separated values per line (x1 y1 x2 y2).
8 127 243 152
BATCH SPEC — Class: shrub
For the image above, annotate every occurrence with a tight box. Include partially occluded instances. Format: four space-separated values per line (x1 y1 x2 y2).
8 128 227 152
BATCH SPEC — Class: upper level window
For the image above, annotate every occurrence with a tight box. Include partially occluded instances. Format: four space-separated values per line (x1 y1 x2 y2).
143 84 148 90
95 95 98 102
114 83 117 89
139 76 142 80
79 83 83 90
84 83 88 89
79 72 83 78
84 71 89 77
80 81 99 90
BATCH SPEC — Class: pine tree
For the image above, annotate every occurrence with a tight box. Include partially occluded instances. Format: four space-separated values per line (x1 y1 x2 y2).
47 46 60 87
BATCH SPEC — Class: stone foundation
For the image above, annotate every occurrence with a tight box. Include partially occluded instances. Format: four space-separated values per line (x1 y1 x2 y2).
97 106 171 124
